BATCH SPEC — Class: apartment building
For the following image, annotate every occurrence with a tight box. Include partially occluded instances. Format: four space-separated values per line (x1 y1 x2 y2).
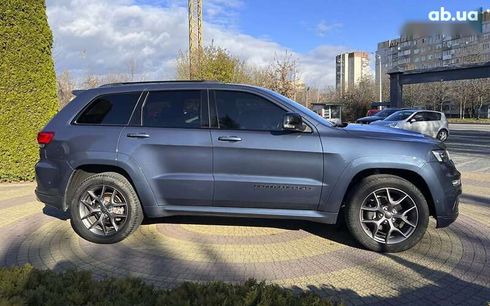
335 52 370 93
375 11 490 90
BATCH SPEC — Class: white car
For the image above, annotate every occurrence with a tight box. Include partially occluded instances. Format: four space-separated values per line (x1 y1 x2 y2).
372 110 449 141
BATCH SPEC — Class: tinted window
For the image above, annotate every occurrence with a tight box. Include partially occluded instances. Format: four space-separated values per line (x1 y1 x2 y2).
384 110 415 121
421 112 441 121
143 91 201 128
76 92 141 125
214 91 286 131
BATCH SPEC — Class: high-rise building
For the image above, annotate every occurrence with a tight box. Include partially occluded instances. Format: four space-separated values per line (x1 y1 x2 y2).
375 11 490 91
335 52 370 93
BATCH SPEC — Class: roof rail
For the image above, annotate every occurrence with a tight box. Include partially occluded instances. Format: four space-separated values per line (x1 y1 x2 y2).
98 80 222 88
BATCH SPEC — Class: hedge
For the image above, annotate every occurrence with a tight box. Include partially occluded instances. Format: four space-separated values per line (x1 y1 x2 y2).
0 0 58 181
0 265 335 306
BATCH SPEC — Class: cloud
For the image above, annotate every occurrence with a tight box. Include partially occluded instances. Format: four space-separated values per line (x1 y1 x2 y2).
316 20 342 37
46 0 348 87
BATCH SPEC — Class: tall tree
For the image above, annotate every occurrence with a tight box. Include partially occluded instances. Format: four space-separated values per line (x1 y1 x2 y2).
0 0 58 181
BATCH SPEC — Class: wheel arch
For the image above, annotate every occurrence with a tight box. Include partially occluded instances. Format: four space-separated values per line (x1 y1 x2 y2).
340 168 435 217
64 164 154 214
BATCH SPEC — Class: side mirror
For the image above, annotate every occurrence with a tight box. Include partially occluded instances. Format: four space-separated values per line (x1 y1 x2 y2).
282 113 303 131
409 118 416 123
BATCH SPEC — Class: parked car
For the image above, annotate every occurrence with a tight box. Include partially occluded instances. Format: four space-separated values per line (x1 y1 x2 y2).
356 108 407 124
371 110 449 141
35 81 461 252
366 109 380 117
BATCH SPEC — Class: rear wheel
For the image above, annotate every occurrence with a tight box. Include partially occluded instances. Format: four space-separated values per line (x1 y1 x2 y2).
345 174 429 252
70 172 143 244
436 129 448 141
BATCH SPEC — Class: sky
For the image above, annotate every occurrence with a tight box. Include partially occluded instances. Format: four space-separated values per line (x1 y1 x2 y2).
46 0 488 87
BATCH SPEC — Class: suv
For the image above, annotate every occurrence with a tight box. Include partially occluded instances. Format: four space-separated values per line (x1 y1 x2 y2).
35 81 461 252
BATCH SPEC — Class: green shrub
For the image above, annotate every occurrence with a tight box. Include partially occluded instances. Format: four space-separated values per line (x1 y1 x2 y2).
0 265 335 306
0 0 58 181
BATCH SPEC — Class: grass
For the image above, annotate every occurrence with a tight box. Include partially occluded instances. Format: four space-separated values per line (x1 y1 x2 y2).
0 265 336 306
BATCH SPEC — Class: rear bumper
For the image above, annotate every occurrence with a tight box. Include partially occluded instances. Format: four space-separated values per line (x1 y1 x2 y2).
35 189 65 211
35 159 73 212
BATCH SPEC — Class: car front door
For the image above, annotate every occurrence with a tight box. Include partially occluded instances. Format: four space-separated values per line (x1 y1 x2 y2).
407 111 429 135
118 89 214 207
209 90 324 210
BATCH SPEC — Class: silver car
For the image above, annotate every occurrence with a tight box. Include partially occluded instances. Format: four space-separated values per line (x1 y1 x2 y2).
372 110 449 141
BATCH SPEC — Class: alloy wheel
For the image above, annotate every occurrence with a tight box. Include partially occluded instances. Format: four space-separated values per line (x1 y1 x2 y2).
79 185 128 236
359 187 418 244
438 130 448 141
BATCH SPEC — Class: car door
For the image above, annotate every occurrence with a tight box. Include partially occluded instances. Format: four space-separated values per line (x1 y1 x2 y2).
406 111 430 135
209 89 324 210
118 89 214 206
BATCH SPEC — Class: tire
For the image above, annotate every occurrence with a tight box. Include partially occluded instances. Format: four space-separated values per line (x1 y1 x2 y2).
70 172 143 244
436 129 448 142
345 174 429 252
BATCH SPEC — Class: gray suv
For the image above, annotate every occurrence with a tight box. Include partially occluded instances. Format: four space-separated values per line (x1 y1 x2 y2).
35 81 461 252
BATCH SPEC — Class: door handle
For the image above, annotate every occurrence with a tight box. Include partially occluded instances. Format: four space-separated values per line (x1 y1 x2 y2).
127 132 150 138
218 136 242 142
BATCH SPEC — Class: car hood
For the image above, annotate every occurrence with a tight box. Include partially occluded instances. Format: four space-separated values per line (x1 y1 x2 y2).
342 123 437 144
357 116 383 122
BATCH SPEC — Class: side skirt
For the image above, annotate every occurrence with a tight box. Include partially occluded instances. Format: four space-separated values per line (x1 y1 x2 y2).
143 205 338 224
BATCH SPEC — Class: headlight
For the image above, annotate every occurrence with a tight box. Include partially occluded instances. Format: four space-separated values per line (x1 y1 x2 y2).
432 149 450 163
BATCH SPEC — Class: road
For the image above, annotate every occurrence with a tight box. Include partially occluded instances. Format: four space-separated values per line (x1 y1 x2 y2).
447 123 490 158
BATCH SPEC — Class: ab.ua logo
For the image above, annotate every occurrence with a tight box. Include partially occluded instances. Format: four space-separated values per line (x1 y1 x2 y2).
428 7 486 22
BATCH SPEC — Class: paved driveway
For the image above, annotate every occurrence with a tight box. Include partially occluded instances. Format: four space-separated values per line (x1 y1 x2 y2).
0 127 489 305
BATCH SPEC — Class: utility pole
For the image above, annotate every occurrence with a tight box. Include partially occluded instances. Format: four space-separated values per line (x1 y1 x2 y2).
188 0 203 79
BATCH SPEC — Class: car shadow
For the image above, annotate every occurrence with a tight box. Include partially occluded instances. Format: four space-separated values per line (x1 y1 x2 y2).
143 215 363 249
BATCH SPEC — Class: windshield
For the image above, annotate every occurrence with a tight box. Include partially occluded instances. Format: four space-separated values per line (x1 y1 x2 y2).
375 108 399 118
263 89 333 126
384 110 415 121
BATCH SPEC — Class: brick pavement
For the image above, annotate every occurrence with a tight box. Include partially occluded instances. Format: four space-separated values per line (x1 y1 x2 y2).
0 157 489 305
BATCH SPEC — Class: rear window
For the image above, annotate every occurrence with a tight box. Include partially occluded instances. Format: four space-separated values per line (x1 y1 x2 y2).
142 90 202 128
76 92 141 125
422 112 441 121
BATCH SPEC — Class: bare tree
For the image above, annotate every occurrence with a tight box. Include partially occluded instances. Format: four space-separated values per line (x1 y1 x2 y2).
56 70 76 108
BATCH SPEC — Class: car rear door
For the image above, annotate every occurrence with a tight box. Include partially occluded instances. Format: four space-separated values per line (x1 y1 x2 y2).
118 89 214 207
209 89 324 210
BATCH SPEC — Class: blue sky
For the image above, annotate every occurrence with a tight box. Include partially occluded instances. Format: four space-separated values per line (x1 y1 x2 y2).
47 0 489 87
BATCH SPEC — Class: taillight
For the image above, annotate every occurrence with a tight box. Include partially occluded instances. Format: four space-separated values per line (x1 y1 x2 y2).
37 132 55 145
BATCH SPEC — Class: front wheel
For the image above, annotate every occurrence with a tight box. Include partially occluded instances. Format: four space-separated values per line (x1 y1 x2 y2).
345 174 429 252
70 172 143 244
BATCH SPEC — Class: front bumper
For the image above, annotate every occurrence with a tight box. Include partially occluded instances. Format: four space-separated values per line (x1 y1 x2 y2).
424 160 461 228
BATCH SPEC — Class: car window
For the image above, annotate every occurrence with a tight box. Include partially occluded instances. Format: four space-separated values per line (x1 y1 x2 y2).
142 91 201 128
421 112 441 121
384 110 415 121
214 91 286 131
76 92 141 125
